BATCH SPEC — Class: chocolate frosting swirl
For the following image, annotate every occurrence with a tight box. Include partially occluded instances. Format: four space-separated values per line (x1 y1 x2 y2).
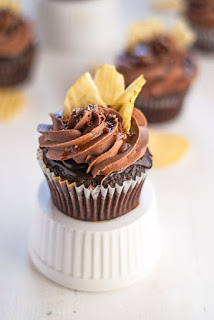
0 10 33 58
38 105 149 178
186 0 214 29
117 35 197 98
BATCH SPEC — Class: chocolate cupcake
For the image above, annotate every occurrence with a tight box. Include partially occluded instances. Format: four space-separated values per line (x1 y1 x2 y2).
117 19 197 123
186 0 214 51
37 65 152 221
0 8 35 86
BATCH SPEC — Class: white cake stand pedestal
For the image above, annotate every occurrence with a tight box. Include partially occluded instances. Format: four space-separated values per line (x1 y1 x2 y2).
29 179 162 292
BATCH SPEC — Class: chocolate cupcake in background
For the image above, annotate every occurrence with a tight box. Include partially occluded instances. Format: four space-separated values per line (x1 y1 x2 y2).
37 65 152 221
186 0 214 51
0 8 35 86
117 19 197 123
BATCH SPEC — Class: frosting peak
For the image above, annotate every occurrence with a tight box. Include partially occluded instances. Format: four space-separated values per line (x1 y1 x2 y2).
38 105 149 178
117 35 197 98
187 0 214 28
0 9 33 58
129 35 179 65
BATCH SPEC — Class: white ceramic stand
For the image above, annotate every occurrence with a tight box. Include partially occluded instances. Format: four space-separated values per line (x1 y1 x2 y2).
29 179 162 292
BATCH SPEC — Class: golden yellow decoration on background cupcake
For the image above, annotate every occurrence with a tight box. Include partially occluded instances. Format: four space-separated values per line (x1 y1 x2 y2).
153 0 185 12
128 19 165 49
170 19 196 51
128 18 195 52
0 0 20 13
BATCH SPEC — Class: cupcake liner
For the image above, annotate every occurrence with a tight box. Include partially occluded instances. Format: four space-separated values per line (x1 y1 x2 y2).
187 20 214 51
0 44 35 86
136 91 187 123
191 24 214 51
37 150 147 221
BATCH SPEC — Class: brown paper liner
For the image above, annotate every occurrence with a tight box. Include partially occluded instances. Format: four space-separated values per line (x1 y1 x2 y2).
38 150 147 222
135 91 187 123
0 44 35 86
190 24 214 51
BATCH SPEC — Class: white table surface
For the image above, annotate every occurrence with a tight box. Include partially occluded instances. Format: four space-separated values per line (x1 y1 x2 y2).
1 1 214 320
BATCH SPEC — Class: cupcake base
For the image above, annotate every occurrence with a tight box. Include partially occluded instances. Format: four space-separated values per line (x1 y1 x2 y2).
188 23 214 52
135 91 187 123
38 150 149 221
0 44 35 86
29 178 162 292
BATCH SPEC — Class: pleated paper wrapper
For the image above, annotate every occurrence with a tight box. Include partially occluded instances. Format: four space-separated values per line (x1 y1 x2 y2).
136 91 187 123
37 150 148 221
190 23 214 51
0 44 35 86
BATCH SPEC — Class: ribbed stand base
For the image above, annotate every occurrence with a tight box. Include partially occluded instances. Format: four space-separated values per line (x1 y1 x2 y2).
29 179 162 292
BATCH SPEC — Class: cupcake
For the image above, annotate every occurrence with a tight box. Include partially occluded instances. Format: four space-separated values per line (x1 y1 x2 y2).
0 5 35 86
38 0 120 59
37 65 152 221
186 0 214 51
117 19 197 123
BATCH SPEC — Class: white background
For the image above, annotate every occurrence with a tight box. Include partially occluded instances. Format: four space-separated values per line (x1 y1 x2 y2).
0 0 214 319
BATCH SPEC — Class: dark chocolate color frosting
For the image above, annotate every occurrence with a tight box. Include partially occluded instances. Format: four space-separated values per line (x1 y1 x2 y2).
43 147 152 188
186 0 214 29
0 9 33 58
38 105 150 178
117 35 197 98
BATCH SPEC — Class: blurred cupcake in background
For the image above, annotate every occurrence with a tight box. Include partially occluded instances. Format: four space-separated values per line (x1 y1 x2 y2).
0 1 36 86
117 19 197 123
186 0 214 51
37 0 121 64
